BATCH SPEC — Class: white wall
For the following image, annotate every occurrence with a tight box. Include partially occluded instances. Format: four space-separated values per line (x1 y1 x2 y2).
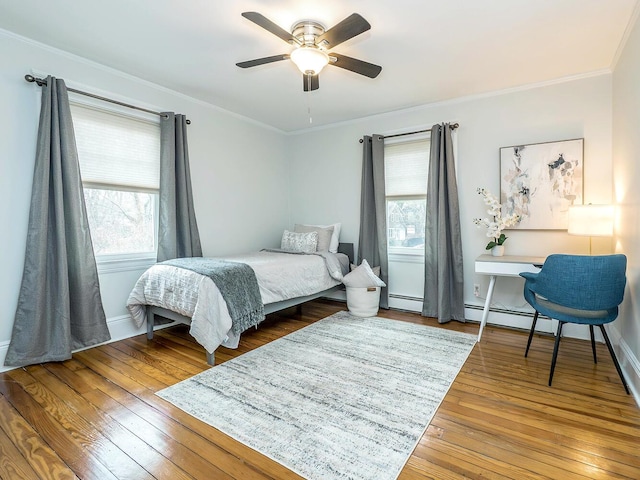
0 30 288 370
287 74 614 326
613 10 640 399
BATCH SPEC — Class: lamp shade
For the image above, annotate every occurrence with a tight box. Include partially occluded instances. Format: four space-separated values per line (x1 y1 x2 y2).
290 47 329 75
568 204 614 237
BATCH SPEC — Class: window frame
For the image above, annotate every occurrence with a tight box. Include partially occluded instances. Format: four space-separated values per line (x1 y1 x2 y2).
384 133 430 258
69 94 161 269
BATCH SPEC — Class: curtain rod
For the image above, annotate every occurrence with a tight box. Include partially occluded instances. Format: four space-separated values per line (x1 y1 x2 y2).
24 74 191 124
358 123 459 143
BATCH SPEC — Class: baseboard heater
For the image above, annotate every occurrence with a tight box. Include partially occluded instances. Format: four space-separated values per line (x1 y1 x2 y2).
389 294 421 301
464 303 542 318
390 294 539 317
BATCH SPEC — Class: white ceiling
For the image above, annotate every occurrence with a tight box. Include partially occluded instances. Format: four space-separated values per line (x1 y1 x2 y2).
1 0 637 132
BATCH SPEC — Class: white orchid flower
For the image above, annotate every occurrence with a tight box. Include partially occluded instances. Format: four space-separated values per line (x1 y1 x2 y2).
474 187 521 250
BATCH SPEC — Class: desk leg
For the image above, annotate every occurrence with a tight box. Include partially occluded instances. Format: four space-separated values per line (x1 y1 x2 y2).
478 275 497 342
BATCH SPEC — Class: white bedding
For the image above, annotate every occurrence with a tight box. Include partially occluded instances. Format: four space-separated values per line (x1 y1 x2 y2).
127 251 346 354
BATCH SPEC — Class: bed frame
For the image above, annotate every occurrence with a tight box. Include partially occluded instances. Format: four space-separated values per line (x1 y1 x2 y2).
146 242 354 365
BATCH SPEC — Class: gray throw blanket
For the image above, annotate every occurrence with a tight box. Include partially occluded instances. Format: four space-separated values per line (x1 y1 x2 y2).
161 257 265 336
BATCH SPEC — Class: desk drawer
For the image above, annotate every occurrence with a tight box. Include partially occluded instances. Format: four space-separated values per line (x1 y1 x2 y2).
475 261 542 277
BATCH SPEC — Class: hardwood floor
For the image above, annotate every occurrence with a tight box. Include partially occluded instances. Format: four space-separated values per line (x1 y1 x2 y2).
1 299 638 479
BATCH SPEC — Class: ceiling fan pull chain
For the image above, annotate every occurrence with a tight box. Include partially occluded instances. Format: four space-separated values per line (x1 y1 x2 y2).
306 77 313 124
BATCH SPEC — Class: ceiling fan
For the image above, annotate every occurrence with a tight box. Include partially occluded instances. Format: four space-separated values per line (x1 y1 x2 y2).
236 12 382 92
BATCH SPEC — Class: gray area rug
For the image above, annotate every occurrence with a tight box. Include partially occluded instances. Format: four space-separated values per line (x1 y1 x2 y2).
157 311 476 480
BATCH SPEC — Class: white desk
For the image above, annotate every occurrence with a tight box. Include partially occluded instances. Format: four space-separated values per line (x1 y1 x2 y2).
475 254 546 342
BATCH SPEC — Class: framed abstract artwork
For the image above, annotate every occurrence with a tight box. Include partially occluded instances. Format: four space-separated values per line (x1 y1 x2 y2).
500 138 583 230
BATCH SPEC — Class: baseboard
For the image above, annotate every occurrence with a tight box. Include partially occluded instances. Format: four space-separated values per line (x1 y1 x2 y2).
0 341 9 373
103 314 147 342
464 303 555 333
389 295 423 312
4 306 637 407
606 325 640 407
0 313 157 374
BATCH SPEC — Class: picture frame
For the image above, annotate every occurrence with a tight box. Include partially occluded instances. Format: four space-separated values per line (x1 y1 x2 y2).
500 138 583 230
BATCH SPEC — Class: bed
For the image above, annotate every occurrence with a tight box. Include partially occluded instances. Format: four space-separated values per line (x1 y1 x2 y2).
126 242 353 365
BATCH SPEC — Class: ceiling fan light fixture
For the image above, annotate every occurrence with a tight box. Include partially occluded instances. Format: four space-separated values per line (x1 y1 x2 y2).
238 12 381 91
290 46 329 75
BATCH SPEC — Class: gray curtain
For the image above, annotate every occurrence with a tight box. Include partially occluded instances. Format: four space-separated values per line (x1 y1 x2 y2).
358 134 389 308
422 123 465 323
5 76 110 366
157 112 202 262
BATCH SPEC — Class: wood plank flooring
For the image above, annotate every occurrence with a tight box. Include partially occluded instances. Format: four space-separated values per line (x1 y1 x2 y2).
1 299 638 479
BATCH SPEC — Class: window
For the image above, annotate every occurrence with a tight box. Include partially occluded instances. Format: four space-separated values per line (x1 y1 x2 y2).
70 103 161 259
385 135 430 254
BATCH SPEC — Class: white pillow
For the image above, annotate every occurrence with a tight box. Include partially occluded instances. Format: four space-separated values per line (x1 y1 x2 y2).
294 224 334 252
351 263 380 277
298 223 341 253
281 230 318 253
342 259 386 288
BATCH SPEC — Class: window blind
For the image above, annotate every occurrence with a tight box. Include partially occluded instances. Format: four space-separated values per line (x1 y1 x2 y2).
384 138 430 196
70 103 160 190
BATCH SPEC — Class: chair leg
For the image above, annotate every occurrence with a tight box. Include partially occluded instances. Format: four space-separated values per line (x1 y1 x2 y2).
598 325 630 395
549 321 565 386
589 325 597 364
525 311 539 358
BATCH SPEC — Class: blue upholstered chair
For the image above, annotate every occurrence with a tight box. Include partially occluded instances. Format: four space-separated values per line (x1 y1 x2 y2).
520 254 629 393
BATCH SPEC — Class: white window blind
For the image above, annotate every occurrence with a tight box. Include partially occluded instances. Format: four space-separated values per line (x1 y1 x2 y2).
384 138 430 196
70 103 160 190
385 135 430 253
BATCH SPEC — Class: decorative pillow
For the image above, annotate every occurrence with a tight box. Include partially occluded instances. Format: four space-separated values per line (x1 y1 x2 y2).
294 224 334 252
342 259 386 288
297 223 341 253
281 230 318 253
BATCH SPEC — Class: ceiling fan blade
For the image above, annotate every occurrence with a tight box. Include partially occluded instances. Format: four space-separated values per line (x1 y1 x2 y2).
241 12 301 45
316 13 371 49
329 53 382 78
236 54 290 68
303 74 319 92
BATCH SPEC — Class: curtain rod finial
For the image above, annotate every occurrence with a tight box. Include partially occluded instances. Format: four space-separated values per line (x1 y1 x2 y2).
25 74 46 86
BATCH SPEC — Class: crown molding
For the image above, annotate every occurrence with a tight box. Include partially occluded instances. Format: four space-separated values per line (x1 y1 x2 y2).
611 1 640 70
287 69 612 136
1 27 285 135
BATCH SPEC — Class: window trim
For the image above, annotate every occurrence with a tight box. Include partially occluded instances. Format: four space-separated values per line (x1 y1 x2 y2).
385 133 430 257
69 92 160 124
96 253 157 274
70 95 161 264
388 249 425 262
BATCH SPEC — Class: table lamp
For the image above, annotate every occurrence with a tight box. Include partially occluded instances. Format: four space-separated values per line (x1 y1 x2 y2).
567 204 614 255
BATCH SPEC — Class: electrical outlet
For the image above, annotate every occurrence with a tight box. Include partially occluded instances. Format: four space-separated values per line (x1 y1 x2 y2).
473 284 480 297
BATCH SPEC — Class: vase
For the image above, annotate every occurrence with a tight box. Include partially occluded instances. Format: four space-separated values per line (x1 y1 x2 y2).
491 245 505 257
